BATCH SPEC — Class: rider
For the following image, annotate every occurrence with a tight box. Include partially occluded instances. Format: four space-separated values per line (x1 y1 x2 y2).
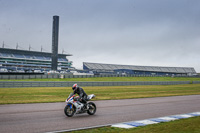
72 83 88 109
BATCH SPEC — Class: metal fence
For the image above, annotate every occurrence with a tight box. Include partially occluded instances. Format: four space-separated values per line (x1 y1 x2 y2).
1 81 200 88
0 74 199 79
0 74 150 79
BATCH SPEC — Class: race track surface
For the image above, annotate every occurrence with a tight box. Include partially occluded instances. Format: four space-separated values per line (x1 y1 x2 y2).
0 95 200 133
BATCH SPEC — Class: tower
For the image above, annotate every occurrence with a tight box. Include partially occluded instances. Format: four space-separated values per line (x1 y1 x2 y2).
51 15 59 70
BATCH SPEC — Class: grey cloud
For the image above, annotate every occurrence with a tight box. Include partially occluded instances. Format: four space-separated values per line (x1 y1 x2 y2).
0 0 200 71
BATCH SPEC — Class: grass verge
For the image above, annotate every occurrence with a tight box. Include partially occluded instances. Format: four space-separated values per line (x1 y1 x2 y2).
70 116 200 133
0 84 200 104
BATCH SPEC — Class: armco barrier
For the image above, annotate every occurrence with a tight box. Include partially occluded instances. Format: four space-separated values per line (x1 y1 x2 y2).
0 81 197 88
1 74 199 80
193 81 200 84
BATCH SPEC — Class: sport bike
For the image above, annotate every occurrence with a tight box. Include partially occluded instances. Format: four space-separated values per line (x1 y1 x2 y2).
64 93 96 117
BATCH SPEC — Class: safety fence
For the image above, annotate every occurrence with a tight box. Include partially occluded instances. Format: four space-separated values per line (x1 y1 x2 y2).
0 74 199 80
1 81 200 88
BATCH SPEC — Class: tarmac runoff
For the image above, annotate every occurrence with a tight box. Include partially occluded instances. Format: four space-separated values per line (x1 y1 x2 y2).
47 112 200 133
111 112 200 129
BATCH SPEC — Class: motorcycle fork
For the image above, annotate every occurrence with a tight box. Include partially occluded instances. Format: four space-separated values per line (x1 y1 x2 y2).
72 104 74 111
68 103 73 110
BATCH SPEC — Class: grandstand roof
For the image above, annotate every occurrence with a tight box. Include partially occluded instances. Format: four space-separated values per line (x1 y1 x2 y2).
83 62 196 74
0 48 72 57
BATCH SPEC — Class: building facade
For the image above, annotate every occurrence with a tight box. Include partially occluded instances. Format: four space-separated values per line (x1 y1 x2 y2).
83 62 197 76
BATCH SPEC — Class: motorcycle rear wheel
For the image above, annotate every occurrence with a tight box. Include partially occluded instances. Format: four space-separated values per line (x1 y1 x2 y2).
64 104 76 117
87 102 96 115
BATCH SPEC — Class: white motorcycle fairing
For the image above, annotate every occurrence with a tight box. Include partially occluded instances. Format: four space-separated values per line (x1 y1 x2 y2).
64 93 96 117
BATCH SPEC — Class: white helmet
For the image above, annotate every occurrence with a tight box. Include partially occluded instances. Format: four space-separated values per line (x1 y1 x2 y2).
72 83 78 90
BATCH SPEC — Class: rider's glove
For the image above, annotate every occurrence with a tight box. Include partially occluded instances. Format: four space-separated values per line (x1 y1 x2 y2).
77 97 81 101
80 98 82 101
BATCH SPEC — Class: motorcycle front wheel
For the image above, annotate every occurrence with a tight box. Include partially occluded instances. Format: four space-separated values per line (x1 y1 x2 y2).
87 102 96 115
64 104 76 117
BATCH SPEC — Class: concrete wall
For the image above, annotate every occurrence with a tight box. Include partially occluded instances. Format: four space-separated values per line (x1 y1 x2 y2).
1 81 199 88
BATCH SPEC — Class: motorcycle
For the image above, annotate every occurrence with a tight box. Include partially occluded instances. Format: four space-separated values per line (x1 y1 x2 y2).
64 93 96 117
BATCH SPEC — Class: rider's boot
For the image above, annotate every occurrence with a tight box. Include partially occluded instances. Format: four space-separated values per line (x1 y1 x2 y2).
86 103 89 110
84 103 89 110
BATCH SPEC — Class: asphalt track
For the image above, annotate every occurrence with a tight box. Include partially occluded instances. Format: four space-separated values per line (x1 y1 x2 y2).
0 95 200 133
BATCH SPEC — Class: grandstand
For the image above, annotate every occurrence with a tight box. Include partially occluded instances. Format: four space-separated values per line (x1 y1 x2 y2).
83 62 197 76
0 48 73 73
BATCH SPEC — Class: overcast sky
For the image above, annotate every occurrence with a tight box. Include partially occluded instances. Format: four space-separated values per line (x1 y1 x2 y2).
0 0 200 72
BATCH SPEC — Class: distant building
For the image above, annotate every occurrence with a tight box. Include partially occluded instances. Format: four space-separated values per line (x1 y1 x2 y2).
83 62 197 76
0 48 73 73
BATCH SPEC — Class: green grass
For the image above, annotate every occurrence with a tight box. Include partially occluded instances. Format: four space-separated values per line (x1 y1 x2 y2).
1 84 200 104
1 76 200 82
70 116 200 133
